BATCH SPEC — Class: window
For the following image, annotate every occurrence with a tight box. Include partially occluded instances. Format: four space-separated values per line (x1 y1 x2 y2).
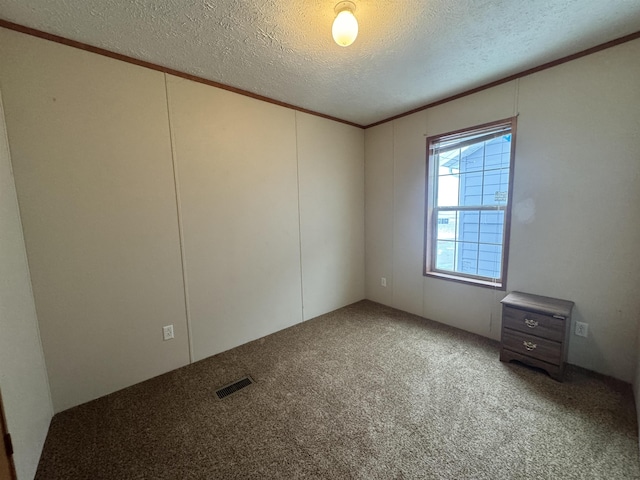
424 118 516 289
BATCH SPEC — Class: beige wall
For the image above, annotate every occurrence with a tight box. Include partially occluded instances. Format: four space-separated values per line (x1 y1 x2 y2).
166 75 303 360
0 91 52 478
364 39 640 382
165 79 366 359
0 27 365 411
0 29 191 412
297 112 365 320
364 122 394 307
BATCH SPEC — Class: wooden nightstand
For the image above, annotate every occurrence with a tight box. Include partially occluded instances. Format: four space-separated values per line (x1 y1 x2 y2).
500 291 574 381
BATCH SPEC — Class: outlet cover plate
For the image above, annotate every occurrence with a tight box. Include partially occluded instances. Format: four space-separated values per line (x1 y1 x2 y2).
575 321 588 338
163 325 174 341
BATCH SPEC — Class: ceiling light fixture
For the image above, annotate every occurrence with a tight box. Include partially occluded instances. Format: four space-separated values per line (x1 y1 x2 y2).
332 1 358 47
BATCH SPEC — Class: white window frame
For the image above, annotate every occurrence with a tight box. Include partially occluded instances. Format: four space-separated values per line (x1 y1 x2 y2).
424 117 517 289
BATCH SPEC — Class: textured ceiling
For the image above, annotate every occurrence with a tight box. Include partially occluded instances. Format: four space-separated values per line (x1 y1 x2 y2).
1 0 640 126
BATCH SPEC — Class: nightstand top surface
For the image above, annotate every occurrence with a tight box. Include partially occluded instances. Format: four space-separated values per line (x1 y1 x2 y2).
501 291 574 317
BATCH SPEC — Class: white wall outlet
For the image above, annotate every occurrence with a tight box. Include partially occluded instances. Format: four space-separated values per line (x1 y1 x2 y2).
381 277 387 287
163 325 174 341
575 321 588 338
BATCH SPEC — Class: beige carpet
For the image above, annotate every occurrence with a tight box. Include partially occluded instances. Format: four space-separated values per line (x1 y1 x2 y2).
36 300 640 479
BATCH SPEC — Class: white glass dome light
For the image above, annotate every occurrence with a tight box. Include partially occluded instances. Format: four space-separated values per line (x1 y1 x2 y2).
332 2 358 47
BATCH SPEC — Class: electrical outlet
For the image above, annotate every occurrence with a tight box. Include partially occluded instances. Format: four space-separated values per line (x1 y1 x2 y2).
163 325 174 341
381 277 387 287
575 321 588 338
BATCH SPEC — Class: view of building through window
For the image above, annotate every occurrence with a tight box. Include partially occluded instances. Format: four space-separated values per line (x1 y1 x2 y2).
426 119 515 286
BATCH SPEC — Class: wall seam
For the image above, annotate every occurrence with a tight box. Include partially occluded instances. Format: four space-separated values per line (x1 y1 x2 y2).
391 121 396 308
362 129 367 300
514 77 520 117
163 73 194 363
294 112 305 322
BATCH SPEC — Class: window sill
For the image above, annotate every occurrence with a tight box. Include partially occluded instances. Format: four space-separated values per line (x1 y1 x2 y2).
424 271 505 290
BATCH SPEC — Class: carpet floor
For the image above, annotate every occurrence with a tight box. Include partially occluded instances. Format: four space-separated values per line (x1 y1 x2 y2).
36 300 640 479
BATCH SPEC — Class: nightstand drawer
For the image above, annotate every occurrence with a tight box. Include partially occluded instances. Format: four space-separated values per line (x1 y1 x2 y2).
502 306 564 342
502 328 562 365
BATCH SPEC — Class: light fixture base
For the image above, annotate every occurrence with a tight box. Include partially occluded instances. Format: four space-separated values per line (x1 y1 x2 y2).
334 1 356 14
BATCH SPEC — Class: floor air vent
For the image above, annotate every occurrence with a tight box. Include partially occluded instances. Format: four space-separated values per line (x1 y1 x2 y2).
216 376 254 400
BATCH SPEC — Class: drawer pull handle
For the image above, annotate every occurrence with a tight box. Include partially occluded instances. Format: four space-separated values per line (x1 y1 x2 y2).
524 318 538 328
523 341 537 351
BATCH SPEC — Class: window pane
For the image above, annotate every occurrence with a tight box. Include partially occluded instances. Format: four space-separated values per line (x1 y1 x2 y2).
484 135 511 170
458 211 479 243
484 152 509 170
478 244 502 278
436 173 459 207
436 211 457 240
484 135 512 169
438 149 460 171
458 172 482 206
457 242 479 275
459 144 484 173
482 168 510 206
435 240 455 271
479 211 504 245
484 140 503 156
